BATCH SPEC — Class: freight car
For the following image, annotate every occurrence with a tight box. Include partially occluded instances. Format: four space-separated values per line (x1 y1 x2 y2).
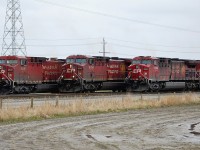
125 56 200 92
0 55 64 94
58 55 131 92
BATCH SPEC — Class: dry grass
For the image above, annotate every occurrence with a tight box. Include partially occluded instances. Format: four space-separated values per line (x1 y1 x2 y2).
0 93 200 123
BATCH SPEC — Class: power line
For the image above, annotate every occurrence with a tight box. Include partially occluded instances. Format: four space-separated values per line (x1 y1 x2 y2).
0 37 101 41
33 0 200 33
110 43 200 54
26 43 101 47
25 37 101 41
2 36 200 49
107 37 200 49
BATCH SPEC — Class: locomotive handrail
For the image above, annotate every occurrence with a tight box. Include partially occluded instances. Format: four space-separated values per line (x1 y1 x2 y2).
139 72 149 81
57 70 65 82
2 73 14 87
73 71 84 82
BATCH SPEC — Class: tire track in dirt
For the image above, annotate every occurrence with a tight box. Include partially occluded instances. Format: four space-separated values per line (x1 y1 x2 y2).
0 105 200 150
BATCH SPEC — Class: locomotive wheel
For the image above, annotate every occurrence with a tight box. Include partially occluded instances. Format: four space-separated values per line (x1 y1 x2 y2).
13 86 31 94
84 83 96 93
149 82 160 92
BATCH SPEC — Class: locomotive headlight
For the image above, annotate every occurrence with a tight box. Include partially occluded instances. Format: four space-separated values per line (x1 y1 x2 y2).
72 75 75 79
1 70 5 74
70 64 72 68
136 65 140 69
0 66 2 69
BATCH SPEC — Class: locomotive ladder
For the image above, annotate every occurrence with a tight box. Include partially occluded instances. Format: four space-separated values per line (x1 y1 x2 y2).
2 73 15 88
73 71 85 90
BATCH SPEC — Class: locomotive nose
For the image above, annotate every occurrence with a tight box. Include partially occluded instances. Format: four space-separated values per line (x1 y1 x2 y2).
128 64 149 80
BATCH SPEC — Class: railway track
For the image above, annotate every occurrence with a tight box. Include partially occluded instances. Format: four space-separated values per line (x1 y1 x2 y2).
0 90 198 100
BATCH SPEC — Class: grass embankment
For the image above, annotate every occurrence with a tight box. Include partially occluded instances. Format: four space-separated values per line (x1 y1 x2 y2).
0 93 200 123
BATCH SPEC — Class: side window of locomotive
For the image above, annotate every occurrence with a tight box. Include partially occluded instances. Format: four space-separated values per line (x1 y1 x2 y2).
20 59 27 66
0 59 6 64
7 60 18 65
89 59 94 65
153 60 158 66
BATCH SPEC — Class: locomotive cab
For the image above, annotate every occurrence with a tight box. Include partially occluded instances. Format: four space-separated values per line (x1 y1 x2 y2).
0 56 29 94
60 55 92 81
58 55 100 92
126 56 160 91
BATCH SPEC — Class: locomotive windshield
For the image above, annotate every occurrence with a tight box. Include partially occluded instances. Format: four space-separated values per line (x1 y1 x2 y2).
7 60 18 65
141 60 152 64
75 58 87 64
132 60 141 64
66 58 75 63
132 60 152 64
0 59 6 64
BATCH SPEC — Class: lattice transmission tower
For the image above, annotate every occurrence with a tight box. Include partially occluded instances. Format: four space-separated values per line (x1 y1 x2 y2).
2 0 27 56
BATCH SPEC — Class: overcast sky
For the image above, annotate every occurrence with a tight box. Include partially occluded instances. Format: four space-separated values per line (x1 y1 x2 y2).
0 0 200 59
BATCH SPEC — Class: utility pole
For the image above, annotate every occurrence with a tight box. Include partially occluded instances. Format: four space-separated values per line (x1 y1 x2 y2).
99 38 109 58
2 0 27 56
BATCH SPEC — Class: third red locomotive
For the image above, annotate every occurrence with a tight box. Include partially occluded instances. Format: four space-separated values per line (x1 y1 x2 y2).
126 56 200 92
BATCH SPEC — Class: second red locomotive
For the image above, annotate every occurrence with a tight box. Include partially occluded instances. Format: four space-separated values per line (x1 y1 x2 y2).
58 55 131 92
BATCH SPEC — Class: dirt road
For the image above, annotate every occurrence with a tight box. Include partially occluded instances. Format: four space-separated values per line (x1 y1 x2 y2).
0 105 200 150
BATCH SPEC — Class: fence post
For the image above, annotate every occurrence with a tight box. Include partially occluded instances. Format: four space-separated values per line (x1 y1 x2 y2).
0 98 2 109
31 97 34 108
55 96 59 107
158 92 160 101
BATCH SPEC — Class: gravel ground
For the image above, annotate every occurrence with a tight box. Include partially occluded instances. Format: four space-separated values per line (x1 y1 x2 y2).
0 105 200 150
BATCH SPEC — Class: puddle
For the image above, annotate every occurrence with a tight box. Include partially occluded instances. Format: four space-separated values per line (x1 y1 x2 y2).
106 135 112 138
190 131 200 136
86 134 97 141
189 122 200 136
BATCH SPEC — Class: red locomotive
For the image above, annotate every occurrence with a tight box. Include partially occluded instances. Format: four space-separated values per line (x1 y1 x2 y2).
0 55 64 94
58 55 131 92
126 56 200 91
